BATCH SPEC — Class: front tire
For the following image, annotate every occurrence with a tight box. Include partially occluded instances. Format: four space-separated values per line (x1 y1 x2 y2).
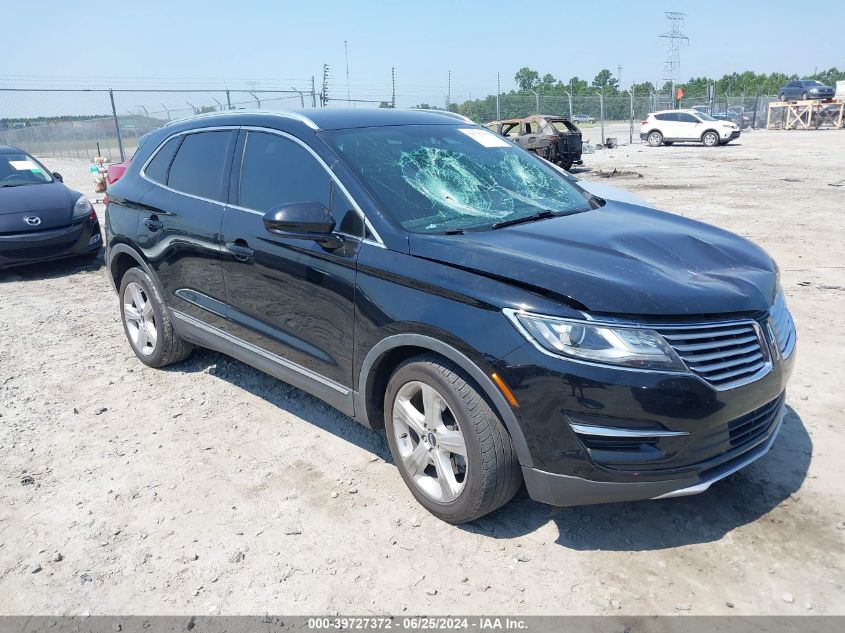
384 354 522 523
647 131 664 147
702 131 720 147
119 267 192 368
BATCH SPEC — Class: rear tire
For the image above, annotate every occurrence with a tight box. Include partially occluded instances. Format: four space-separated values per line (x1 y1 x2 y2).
647 131 664 147
384 354 522 524
702 131 720 147
802 92 808 100
119 267 192 368
779 93 786 101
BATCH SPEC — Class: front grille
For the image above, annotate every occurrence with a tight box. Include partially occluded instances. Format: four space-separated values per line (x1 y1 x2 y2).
656 322 768 388
769 292 796 357
728 393 785 449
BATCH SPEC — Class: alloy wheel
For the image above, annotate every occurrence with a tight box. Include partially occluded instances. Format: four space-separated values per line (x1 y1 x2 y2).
392 381 468 503
123 281 158 356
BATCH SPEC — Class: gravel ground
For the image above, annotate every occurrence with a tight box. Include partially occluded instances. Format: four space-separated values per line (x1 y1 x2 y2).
0 128 843 616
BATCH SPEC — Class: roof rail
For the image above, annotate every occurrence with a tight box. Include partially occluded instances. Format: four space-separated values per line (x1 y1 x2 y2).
414 109 474 124
164 109 319 130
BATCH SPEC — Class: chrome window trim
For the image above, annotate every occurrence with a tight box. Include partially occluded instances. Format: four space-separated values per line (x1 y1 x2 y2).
164 109 319 130
139 125 239 206
235 126 385 247
568 423 688 438
171 309 350 396
503 307 774 390
139 125 385 248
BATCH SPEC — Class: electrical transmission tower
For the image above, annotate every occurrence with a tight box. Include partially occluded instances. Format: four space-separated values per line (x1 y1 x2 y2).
660 11 689 105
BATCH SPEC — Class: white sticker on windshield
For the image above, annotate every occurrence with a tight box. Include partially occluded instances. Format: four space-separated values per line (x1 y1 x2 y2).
458 128 510 148
9 160 38 171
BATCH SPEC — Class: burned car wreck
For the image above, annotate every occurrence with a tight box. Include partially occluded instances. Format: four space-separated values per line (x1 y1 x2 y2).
485 115 583 170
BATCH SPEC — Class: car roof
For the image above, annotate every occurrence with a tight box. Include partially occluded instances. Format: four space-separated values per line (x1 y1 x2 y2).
165 108 469 132
651 108 699 114
0 145 24 154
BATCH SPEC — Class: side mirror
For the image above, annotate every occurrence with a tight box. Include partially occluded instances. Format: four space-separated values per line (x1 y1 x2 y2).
263 202 343 249
52 172 63 182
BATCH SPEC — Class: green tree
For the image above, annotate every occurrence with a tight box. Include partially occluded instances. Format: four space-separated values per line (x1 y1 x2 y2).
592 69 619 92
514 67 540 91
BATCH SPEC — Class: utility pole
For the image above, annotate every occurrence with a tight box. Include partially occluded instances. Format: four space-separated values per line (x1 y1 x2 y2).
496 72 501 120
311 76 317 107
391 67 396 108
660 11 689 109
344 40 351 105
617 64 623 87
446 70 451 110
321 64 330 107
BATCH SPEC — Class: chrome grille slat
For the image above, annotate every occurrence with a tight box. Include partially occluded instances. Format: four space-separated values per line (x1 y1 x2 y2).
687 352 765 372
660 326 754 341
656 321 767 388
701 361 767 383
680 342 761 362
670 334 759 353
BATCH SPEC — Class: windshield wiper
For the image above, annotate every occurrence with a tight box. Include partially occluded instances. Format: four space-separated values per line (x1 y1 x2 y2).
490 209 557 230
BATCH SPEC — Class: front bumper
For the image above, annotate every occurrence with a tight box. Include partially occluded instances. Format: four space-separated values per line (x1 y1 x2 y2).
522 401 784 506
497 316 795 507
723 129 741 140
0 214 100 268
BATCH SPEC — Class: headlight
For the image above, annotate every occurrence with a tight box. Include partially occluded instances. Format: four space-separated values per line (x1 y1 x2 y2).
505 310 686 370
73 195 94 220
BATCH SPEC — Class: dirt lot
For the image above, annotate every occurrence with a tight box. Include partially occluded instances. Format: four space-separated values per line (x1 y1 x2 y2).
1 128 843 616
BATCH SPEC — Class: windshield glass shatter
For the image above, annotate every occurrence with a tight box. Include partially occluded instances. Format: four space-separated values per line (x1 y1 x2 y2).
324 124 590 234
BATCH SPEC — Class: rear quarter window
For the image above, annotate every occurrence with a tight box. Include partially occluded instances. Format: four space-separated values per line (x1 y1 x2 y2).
144 136 182 184
166 131 234 201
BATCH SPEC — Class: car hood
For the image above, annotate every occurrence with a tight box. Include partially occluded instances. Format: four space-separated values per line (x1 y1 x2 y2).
408 201 777 316
0 182 80 231
0 182 78 215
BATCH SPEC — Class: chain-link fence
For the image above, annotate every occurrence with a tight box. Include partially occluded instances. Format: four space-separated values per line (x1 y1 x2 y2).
0 85 781 163
0 87 319 162
457 90 778 138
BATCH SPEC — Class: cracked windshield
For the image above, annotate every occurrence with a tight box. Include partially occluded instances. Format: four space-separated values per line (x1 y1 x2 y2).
325 125 591 233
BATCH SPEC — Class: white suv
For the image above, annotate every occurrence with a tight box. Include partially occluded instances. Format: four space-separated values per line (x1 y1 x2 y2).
640 109 740 147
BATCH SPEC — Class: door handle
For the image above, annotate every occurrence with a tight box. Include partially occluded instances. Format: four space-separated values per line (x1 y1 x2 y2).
143 217 163 232
225 240 255 261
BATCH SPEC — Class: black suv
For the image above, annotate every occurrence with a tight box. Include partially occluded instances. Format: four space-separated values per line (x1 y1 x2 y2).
105 109 796 523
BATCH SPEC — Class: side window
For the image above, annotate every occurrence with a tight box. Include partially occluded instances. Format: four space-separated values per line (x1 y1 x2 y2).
167 131 234 201
524 122 538 134
144 136 182 184
239 131 331 212
678 113 698 123
655 113 671 121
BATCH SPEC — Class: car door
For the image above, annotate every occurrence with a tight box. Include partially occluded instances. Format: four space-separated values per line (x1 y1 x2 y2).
677 112 702 139
136 129 237 330
786 81 799 99
658 112 680 139
219 129 364 408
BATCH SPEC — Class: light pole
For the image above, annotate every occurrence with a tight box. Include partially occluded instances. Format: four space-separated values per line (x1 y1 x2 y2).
291 86 305 108
564 90 573 120
529 89 539 114
595 89 605 145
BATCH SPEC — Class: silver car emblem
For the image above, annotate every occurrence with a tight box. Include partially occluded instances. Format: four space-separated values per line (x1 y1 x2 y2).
24 216 42 226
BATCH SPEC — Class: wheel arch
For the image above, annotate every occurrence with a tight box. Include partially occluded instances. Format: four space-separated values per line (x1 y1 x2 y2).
701 128 721 142
356 333 533 467
107 243 158 292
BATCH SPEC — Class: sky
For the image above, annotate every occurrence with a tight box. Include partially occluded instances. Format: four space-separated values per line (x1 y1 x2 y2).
2 0 843 111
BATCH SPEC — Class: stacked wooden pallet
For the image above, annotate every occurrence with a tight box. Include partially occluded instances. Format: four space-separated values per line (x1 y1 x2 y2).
766 99 844 130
